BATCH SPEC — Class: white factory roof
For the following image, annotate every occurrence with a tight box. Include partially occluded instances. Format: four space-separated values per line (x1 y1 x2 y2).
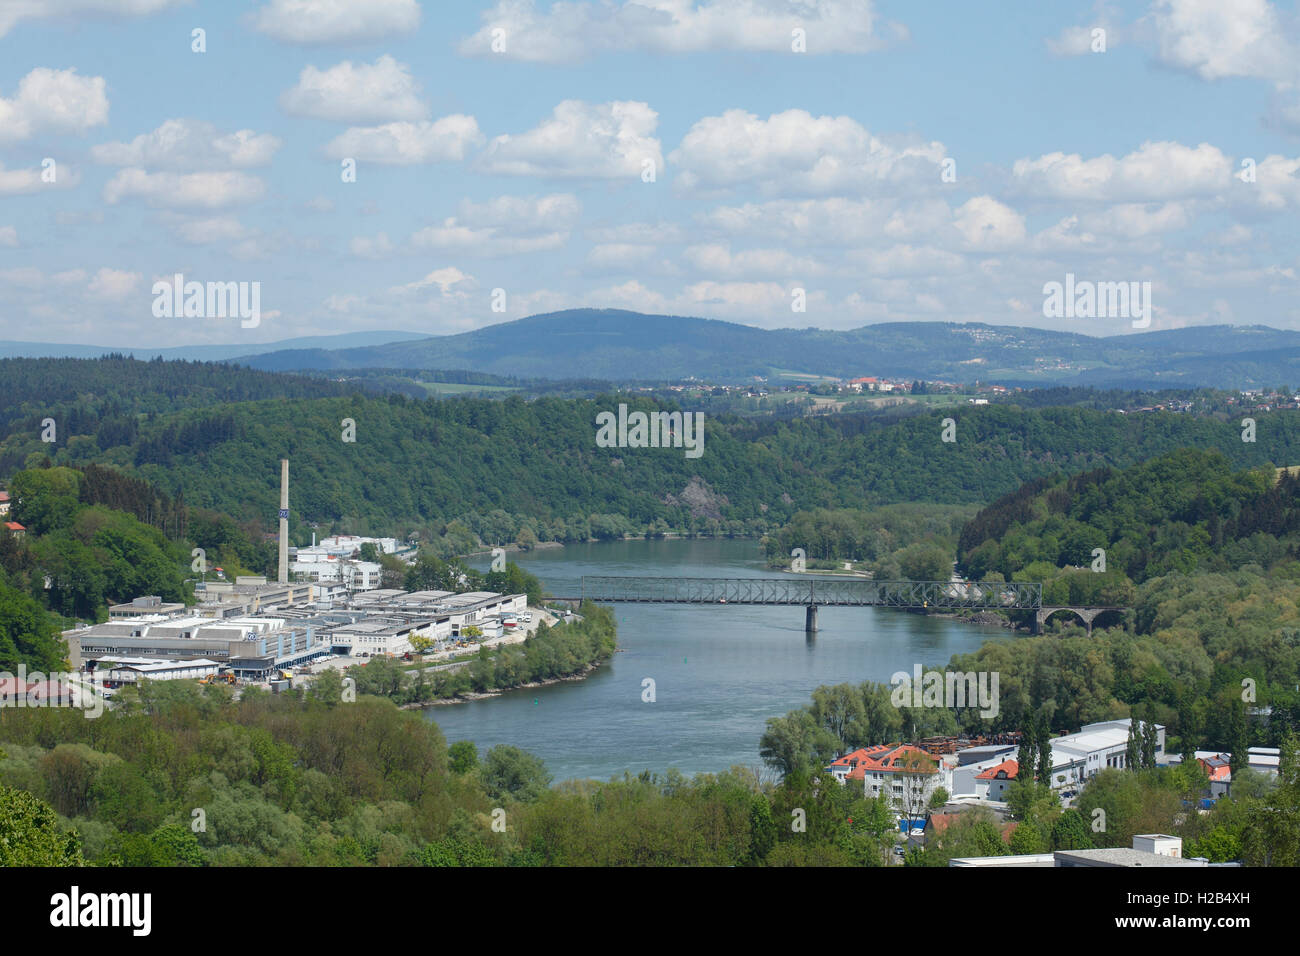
98 657 221 671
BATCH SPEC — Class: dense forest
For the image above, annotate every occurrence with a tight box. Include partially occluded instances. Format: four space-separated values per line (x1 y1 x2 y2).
0 683 907 867
6 358 1300 548
3 680 1294 867
761 503 976 579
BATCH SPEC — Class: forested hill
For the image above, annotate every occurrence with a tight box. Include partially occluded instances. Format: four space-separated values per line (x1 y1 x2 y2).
0 356 352 436
5 377 1300 541
957 447 1300 589
237 309 1300 389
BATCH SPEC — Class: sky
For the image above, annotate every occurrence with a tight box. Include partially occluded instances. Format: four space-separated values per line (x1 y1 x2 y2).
1 0 1299 347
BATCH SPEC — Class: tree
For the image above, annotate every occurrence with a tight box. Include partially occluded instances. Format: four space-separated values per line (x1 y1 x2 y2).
747 795 777 865
0 581 66 671
1050 809 1093 850
1240 732 1300 866
897 542 951 582
928 786 951 811
481 745 551 804
150 823 205 866
1036 713 1052 785
1126 718 1140 771
449 741 479 775
1017 724 1036 784
1008 820 1045 854
1141 707 1158 770
0 783 85 866
759 711 839 780
1227 701 1249 777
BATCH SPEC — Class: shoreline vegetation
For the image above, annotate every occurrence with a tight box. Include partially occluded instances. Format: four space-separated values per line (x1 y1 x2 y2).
404 662 605 708
349 603 617 708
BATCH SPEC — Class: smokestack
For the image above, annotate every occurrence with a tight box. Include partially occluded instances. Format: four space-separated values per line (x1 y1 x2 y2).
278 459 289 584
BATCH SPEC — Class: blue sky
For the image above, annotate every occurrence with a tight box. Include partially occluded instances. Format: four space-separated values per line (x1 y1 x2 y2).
1 0 1298 347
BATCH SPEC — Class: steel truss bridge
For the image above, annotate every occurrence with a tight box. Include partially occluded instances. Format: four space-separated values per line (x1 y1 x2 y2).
554 576 1047 631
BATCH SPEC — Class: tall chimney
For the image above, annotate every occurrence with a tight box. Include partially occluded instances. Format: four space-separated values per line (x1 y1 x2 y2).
278 458 289 584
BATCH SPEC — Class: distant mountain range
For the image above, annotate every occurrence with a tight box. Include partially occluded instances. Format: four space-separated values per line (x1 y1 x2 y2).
0 330 423 362
233 310 1300 390
8 310 1300 389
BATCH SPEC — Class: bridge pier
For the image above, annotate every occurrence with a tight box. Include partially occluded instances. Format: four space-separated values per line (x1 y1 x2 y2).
805 605 818 633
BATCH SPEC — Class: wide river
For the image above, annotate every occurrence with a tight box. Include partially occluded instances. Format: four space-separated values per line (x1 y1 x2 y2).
425 538 1010 783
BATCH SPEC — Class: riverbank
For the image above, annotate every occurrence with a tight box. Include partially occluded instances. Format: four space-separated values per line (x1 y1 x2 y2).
404 660 606 709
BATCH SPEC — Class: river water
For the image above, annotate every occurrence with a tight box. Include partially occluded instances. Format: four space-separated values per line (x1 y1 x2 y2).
425 538 1009 783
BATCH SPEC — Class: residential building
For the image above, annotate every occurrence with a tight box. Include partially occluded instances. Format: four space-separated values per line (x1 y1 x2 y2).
975 759 1019 801
826 744 953 809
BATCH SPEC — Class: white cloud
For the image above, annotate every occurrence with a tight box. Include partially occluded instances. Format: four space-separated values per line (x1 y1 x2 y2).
0 0 184 39
170 216 253 244
103 169 266 208
350 233 395 259
585 243 660 270
92 119 281 169
848 244 965 276
0 160 80 195
698 196 955 247
408 193 580 257
456 193 581 230
478 100 662 179
670 109 945 196
1079 201 1190 236
585 221 685 244
682 243 825 278
0 68 109 143
250 0 420 45
678 279 812 316
1152 0 1298 85
87 267 141 299
459 0 900 63
391 267 477 297
410 222 568 257
1011 141 1231 200
324 116 484 165
280 56 426 123
1247 154 1300 209
951 196 1027 250
1047 25 1109 56
0 226 17 247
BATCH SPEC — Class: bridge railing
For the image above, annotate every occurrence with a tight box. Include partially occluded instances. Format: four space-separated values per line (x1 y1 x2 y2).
576 576 1042 609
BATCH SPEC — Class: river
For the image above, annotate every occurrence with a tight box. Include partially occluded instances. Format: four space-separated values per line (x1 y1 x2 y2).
425 538 1010 783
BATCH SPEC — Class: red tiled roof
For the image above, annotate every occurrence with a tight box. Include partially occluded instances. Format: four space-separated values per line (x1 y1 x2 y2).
4 521 24 531
976 758 1019 781
1198 755 1232 781
837 744 940 779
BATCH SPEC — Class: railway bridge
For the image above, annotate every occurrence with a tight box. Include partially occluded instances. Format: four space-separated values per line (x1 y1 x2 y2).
552 576 1123 634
